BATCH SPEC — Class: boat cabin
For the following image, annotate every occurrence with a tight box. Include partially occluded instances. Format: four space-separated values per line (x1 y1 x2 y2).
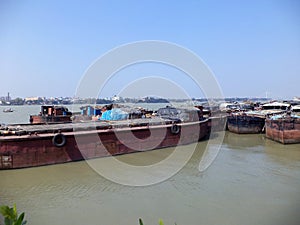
261 102 290 111
30 105 72 124
292 105 300 113
219 102 241 112
40 105 72 116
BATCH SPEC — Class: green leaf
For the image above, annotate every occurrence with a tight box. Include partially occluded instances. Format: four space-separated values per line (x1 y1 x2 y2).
139 218 144 225
0 204 26 225
15 212 25 225
0 205 16 221
13 204 18 219
158 219 164 225
0 206 10 218
4 217 12 225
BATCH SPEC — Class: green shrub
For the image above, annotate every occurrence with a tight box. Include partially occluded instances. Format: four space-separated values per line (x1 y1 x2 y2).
0 204 27 225
1 206 176 225
139 218 177 225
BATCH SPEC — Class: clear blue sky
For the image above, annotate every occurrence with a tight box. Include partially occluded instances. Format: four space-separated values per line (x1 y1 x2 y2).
0 0 299 99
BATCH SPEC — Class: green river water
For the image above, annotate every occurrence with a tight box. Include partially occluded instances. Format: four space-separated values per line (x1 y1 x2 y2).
0 105 299 225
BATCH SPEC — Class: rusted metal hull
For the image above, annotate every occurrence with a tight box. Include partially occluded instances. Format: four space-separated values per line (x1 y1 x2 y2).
208 115 227 132
30 115 72 124
0 119 209 169
227 114 265 134
265 118 300 144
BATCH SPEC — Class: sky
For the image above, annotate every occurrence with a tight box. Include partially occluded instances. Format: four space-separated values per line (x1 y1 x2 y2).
0 0 299 100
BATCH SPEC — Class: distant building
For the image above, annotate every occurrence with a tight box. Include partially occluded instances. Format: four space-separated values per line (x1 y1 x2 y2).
24 97 45 104
25 97 39 102
6 92 11 102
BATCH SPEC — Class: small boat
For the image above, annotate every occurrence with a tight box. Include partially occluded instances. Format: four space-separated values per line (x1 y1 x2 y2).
3 108 14 113
227 102 290 134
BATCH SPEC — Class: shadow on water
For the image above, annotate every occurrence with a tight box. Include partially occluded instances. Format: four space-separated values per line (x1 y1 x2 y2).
222 131 300 164
223 131 266 150
263 137 300 165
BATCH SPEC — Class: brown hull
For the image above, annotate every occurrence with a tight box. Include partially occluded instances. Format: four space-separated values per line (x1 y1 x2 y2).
0 119 209 169
30 115 72 124
265 118 300 144
227 115 265 134
208 115 227 132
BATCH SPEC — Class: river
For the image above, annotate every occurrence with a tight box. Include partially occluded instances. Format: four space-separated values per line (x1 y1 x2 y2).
0 105 300 225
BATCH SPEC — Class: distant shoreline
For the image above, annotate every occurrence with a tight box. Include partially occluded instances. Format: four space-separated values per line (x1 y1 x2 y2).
0 96 281 106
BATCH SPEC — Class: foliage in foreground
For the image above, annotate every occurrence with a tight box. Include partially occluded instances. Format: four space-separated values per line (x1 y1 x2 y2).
0 204 27 225
1 204 176 225
139 218 177 225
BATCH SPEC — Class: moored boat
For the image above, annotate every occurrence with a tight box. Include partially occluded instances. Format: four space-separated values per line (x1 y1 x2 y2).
265 113 300 144
227 102 290 134
265 106 300 144
0 106 209 169
227 112 266 134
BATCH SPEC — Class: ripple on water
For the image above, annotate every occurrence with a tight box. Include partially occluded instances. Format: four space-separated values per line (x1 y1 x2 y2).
1 131 300 225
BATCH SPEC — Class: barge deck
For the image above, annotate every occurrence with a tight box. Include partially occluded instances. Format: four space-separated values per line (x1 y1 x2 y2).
0 118 209 169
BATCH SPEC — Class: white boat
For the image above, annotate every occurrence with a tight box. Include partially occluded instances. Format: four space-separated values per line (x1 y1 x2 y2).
3 108 14 113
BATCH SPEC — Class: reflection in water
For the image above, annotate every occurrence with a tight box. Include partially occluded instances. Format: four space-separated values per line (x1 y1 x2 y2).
223 131 266 150
1 132 300 225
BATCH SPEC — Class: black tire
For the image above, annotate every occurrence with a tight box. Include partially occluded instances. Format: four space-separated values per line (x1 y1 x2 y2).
170 124 180 135
52 133 66 147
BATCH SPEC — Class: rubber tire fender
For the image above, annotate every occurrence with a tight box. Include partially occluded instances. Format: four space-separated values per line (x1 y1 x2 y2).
170 124 180 135
52 133 66 147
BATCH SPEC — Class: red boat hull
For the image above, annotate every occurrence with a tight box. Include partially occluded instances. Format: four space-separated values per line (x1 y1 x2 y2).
0 120 209 169
265 118 300 144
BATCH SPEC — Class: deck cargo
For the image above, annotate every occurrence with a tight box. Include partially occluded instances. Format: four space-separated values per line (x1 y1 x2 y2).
0 106 209 169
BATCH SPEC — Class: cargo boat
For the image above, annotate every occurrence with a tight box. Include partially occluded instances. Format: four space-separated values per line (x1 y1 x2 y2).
227 102 290 134
0 107 209 169
265 106 300 144
227 112 266 134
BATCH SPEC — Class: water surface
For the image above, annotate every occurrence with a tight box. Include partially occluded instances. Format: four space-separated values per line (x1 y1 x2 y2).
0 106 300 225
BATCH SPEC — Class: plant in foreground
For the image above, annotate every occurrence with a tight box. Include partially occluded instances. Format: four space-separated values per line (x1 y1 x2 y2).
139 218 177 225
0 204 27 225
1 206 176 225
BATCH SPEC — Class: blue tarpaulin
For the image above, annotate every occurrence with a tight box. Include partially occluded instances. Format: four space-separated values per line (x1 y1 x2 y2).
100 109 128 120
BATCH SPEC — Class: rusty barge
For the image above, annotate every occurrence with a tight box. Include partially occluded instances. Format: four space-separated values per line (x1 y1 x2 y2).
0 106 209 169
265 106 300 144
227 102 290 134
